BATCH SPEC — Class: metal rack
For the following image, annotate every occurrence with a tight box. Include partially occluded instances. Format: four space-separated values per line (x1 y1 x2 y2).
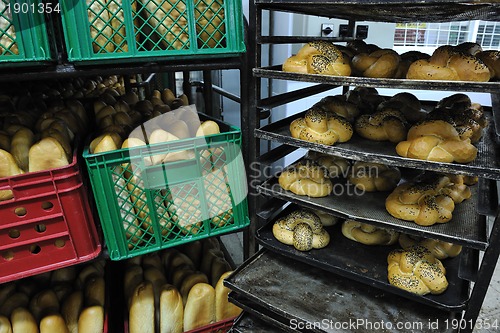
233 1 500 332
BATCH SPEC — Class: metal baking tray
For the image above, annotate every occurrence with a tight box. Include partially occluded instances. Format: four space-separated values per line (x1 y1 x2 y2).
254 66 500 94
254 1 500 23
229 293 298 332
255 204 470 310
225 249 459 333
459 247 479 282
230 311 288 333
477 178 499 217
255 109 500 180
257 169 488 250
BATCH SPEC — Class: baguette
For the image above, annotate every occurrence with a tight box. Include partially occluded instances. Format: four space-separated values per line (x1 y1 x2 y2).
29 290 60 322
84 277 106 307
210 257 232 287
78 305 104 333
61 291 83 333
215 271 241 321
0 316 11 333
0 292 29 318
129 282 155 333
183 283 215 331
39 314 69 333
143 266 167 328
28 137 70 172
10 308 37 333
124 265 144 308
10 127 34 172
159 284 183 333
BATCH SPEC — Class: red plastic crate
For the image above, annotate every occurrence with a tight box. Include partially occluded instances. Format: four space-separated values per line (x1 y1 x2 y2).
0 151 101 283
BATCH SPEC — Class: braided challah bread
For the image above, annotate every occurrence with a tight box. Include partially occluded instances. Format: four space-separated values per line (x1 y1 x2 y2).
341 220 399 246
476 50 500 80
395 120 478 163
313 95 359 123
355 108 408 143
272 209 330 251
290 107 353 145
348 161 401 192
398 234 462 260
345 87 386 115
310 208 339 227
282 41 351 76
351 49 401 78
376 92 425 124
278 160 333 197
394 51 430 79
387 245 448 295
385 176 457 226
306 151 350 178
406 45 490 81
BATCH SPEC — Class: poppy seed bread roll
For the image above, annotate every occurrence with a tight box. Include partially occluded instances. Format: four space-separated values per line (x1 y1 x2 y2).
348 161 401 192
278 160 333 198
351 49 401 78
342 220 399 245
398 234 462 260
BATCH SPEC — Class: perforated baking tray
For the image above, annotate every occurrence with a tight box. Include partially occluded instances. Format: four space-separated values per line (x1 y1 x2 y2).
258 171 487 249
254 66 500 94
256 204 470 310
255 1 500 24
255 109 500 180
224 249 458 333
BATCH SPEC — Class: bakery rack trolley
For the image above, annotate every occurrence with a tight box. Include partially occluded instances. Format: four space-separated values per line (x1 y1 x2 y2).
233 1 500 332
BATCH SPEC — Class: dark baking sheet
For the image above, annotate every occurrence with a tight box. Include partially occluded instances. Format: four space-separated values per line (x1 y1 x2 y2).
478 178 499 217
255 205 470 310
255 108 500 180
257 171 488 250
229 293 298 332
458 247 479 282
230 311 288 333
255 1 500 23
254 66 500 94
225 249 459 333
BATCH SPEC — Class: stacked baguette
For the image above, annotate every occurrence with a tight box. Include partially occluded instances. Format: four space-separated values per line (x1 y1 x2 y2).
125 238 242 333
0 259 106 333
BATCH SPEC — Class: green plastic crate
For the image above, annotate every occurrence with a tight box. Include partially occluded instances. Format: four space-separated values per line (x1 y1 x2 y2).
0 0 53 65
83 117 249 260
60 0 246 64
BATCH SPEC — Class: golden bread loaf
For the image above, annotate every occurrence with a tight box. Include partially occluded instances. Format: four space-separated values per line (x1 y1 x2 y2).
215 271 242 322
159 284 183 333
387 245 448 295
306 151 350 178
77 305 104 333
272 209 330 251
398 234 462 260
290 107 353 145
283 41 351 76
278 160 333 197
129 282 155 333
39 314 69 333
476 50 500 80
313 95 360 123
406 45 490 81
385 176 459 226
348 162 401 192
183 283 216 331
351 49 401 78
341 220 399 245
10 308 37 333
395 120 478 163
354 108 408 143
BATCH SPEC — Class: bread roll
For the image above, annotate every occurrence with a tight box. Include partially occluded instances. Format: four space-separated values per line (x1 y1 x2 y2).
28 137 70 172
10 127 34 171
78 305 104 333
215 271 242 321
351 49 401 78
159 285 183 333
0 293 29 318
183 283 216 331
84 277 105 307
347 162 401 192
0 149 24 200
124 265 143 309
171 266 196 290
354 109 408 143
39 314 69 333
10 308 37 333
210 257 232 288
278 160 333 198
290 107 353 145
180 272 209 305
341 220 399 245
272 209 330 251
306 151 349 179
61 291 83 333
29 290 60 322
398 234 462 260
129 282 155 333
0 316 11 333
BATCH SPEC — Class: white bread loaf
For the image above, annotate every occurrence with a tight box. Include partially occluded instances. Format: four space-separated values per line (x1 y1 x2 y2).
129 282 155 333
78 305 104 333
183 283 215 331
215 271 242 322
180 272 209 305
159 285 183 333
10 308 37 333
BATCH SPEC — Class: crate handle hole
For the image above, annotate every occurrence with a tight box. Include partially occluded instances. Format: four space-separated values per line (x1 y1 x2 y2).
41 201 54 211
8 229 20 239
14 207 27 217
35 224 46 233
30 245 42 255
2 251 14 261
54 239 65 248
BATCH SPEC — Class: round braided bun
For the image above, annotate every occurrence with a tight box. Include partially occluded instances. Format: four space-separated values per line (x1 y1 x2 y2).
278 160 333 197
348 161 401 192
387 245 448 295
283 41 351 76
398 234 462 260
355 109 408 143
351 49 401 78
342 220 399 246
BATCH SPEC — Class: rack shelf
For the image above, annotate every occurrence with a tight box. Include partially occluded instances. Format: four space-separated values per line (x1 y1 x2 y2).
225 249 459 333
